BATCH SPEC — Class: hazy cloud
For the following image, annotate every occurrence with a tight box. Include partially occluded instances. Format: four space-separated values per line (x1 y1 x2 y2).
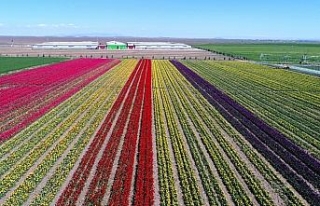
37 23 48 27
24 23 80 29
51 23 79 28
0 23 4 27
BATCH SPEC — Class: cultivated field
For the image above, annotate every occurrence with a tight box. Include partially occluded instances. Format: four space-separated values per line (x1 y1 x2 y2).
198 43 320 64
0 57 65 75
0 58 319 205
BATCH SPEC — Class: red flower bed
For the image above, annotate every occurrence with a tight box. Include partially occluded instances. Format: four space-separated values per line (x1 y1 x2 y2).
107 60 147 206
57 60 143 205
57 59 155 206
133 59 154 206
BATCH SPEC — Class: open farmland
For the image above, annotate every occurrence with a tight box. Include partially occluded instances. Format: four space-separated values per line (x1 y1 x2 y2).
197 43 320 64
0 58 319 205
0 57 66 75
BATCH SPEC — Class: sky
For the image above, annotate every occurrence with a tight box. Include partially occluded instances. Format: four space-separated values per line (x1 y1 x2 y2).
0 0 320 39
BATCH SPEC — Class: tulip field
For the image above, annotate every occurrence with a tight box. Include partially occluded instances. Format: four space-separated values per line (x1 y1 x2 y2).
0 58 119 140
0 58 319 205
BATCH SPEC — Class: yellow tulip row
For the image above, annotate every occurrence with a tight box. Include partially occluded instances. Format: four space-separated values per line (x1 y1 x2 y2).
153 60 203 205
0 60 137 205
4 84 113 205
0 79 101 178
152 60 179 206
159 60 254 205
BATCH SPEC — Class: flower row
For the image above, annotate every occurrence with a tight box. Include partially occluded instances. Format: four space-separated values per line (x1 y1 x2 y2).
172 60 320 205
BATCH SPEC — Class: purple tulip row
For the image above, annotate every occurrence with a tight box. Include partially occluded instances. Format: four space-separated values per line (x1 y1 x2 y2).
170 60 320 205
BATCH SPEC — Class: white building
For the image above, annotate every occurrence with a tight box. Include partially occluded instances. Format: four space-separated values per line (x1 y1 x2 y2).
32 41 99 49
127 42 192 50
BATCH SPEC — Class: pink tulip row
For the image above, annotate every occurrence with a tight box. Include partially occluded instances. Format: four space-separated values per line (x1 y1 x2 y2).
0 58 120 141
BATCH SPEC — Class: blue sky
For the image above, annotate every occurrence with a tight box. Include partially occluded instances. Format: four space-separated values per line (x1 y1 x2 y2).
0 0 319 39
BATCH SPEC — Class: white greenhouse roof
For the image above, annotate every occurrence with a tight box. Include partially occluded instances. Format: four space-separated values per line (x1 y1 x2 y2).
34 41 99 46
32 41 99 49
127 42 190 46
106 41 126 45
126 42 192 50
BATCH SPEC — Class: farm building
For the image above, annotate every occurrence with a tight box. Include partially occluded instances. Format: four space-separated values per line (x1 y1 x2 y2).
98 43 106 50
106 41 127 50
127 42 192 50
32 41 99 49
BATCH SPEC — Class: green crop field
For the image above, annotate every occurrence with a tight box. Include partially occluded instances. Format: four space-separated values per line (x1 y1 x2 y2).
0 57 66 75
197 43 320 64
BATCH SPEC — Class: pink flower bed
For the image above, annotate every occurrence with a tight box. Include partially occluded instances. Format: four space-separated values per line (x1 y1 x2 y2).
0 58 119 141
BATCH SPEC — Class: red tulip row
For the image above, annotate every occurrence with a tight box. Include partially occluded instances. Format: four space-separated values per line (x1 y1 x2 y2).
86 60 146 205
107 59 154 206
106 60 147 205
133 59 154 206
0 58 119 141
57 60 144 205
